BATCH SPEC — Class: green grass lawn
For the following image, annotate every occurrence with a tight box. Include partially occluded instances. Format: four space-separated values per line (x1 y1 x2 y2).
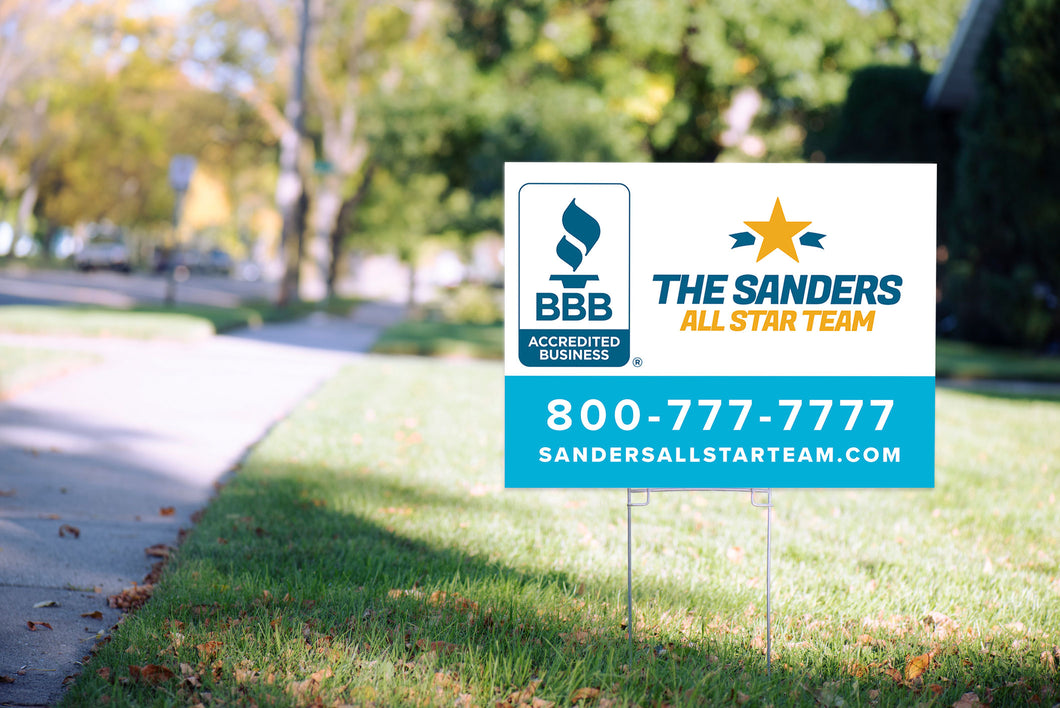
0 345 100 398
372 320 503 359
937 339 1060 382
0 299 360 341
65 358 1059 707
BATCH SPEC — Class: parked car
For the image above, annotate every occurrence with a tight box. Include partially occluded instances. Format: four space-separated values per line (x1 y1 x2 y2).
75 236 130 272
201 248 233 276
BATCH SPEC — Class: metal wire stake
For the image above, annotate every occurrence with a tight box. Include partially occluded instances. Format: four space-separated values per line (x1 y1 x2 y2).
625 489 650 664
751 488 774 674
626 488 633 663
766 488 773 675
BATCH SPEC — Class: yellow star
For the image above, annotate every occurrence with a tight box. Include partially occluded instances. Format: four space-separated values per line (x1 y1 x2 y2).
744 198 811 263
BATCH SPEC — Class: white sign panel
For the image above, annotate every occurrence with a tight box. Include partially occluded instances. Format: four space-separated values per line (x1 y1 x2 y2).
504 163 935 488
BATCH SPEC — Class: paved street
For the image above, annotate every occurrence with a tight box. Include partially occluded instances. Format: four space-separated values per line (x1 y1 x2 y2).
0 303 405 706
0 268 274 308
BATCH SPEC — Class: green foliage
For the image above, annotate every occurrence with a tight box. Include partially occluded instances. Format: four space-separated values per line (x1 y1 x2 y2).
0 300 359 340
825 66 959 164
937 339 1060 383
946 0 1060 349
64 359 1060 706
439 283 503 326
372 319 503 359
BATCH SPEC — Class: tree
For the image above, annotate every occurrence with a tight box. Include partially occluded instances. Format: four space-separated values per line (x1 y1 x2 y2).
946 0 1060 348
190 0 450 302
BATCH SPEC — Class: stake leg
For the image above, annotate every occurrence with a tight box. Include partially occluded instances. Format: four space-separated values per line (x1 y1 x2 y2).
626 489 633 663
766 488 772 674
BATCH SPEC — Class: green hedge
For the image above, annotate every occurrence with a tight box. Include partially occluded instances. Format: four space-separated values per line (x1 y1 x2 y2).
946 0 1060 348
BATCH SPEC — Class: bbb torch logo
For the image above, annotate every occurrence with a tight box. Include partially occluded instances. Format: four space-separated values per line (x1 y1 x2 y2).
517 183 630 367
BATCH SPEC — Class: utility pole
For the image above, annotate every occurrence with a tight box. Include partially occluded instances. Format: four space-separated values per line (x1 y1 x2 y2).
166 155 196 306
276 0 311 307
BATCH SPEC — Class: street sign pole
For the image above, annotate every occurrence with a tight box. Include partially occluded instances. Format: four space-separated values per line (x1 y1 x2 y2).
166 155 196 306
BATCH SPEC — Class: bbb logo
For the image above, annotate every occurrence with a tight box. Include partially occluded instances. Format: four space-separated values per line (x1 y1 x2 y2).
517 183 630 367
536 199 613 322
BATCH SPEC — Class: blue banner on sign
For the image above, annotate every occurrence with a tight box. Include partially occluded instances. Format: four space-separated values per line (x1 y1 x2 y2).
504 376 934 488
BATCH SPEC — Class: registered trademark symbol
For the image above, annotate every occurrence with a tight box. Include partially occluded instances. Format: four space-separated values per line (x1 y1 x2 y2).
632 357 643 367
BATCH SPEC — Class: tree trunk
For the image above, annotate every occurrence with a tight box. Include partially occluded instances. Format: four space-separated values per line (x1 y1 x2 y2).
326 162 376 298
275 0 310 308
303 173 342 302
13 156 43 250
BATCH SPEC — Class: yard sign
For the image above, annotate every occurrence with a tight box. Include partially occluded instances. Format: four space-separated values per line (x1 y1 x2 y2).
504 163 935 488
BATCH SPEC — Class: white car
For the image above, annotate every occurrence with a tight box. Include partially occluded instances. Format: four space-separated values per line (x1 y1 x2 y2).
75 236 130 272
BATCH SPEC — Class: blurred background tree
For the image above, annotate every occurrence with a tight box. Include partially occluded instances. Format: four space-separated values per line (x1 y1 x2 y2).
944 0 1060 349
4 0 1058 352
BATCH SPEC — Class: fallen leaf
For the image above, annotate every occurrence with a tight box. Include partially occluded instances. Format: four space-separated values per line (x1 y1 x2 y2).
0 676 14 683
953 692 984 708
570 687 600 703
130 664 175 684
40 513 60 520
726 546 745 564
922 611 957 639
81 611 104 620
735 691 751 705
159 507 175 516
144 544 171 559
881 666 903 683
0 489 15 497
505 678 542 704
97 667 110 679
234 668 257 683
429 641 459 654
27 621 53 631
196 641 222 657
560 630 590 644
1041 649 1056 673
108 584 153 611
905 652 932 681
33 600 58 608
58 524 80 539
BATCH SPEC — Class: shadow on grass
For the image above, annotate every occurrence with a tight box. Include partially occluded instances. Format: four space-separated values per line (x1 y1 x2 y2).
65 462 1060 707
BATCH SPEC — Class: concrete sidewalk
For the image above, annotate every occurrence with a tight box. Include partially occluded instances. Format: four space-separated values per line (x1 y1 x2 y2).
0 302 405 707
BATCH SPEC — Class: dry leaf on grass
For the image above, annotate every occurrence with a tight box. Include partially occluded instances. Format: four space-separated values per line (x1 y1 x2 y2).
108 584 153 611
81 611 103 620
58 524 80 539
196 641 222 657
128 664 175 684
952 692 984 708
159 506 175 516
570 687 601 703
905 652 932 681
288 667 333 698
1041 647 1059 672
27 621 53 631
881 665 903 683
97 667 110 679
726 546 745 564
